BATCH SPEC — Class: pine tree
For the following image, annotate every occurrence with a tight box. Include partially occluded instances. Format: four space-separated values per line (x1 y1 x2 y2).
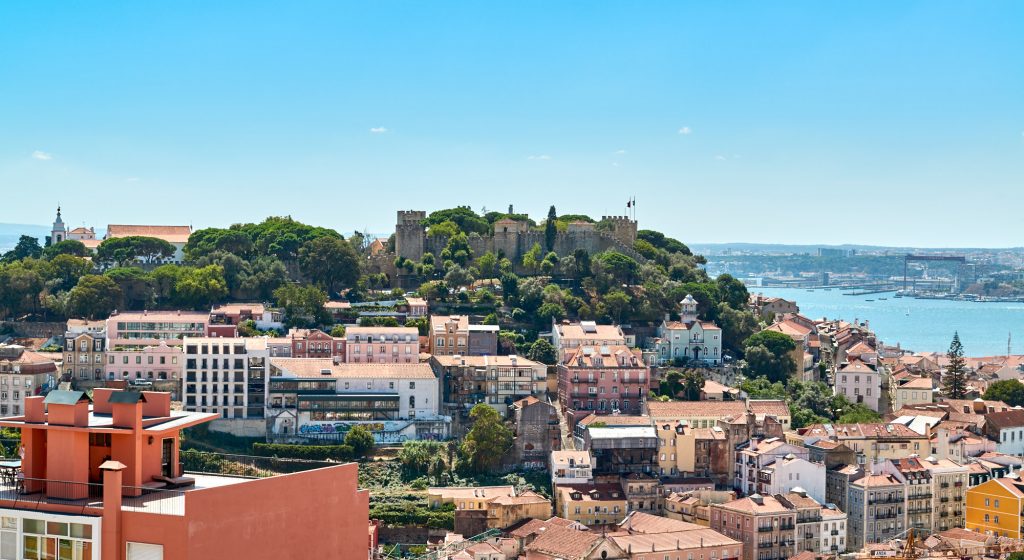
544 206 558 253
942 332 968 399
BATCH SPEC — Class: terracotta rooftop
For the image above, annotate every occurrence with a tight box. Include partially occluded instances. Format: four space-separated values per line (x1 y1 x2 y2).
715 494 792 515
526 525 602 559
106 224 191 244
647 400 746 420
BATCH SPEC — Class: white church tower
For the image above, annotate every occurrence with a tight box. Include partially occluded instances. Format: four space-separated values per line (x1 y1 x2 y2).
50 205 66 245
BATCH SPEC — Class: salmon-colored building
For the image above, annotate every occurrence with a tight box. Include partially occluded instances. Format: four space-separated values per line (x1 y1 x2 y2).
0 387 369 559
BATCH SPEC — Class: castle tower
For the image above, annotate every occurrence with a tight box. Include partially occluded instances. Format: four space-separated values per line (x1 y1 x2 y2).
599 215 638 247
680 294 698 323
50 205 66 245
395 210 426 263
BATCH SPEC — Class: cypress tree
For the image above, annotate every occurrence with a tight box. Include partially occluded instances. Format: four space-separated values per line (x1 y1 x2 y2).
544 205 557 252
941 332 967 399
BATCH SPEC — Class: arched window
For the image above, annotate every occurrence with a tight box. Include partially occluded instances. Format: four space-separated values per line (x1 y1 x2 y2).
409 395 415 409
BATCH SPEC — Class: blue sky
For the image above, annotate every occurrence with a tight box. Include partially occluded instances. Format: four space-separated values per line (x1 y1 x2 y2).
1 1 1022 247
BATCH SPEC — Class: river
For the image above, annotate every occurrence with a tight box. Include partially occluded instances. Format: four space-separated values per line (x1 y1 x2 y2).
755 287 1024 356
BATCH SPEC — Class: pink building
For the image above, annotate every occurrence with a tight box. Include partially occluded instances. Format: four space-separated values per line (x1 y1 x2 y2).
288 328 345 359
344 326 419 364
104 341 183 381
105 310 209 344
557 345 649 426
0 388 370 559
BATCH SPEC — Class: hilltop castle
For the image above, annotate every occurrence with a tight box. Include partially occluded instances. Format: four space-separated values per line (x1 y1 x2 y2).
393 209 642 268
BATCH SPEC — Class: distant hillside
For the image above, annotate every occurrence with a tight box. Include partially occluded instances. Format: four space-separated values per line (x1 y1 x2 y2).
0 223 49 252
691 242 1023 256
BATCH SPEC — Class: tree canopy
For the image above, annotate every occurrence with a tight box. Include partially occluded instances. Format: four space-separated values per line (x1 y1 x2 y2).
460 404 513 473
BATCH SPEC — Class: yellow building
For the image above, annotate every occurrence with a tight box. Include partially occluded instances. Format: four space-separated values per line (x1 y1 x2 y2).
891 376 934 411
555 482 629 526
429 485 515 511
965 477 1024 538
656 421 696 476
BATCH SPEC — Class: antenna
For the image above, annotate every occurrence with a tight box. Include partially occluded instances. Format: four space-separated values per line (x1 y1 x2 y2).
1010 332 1013 357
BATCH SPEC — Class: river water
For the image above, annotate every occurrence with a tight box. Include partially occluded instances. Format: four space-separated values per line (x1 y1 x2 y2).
755 287 1024 356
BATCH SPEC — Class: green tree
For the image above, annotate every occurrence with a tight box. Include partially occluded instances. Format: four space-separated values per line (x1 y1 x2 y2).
536 302 566 325
522 243 543 274
274 284 329 327
0 261 44 318
603 290 631 323
837 403 882 424
544 206 557 252
46 254 94 293
661 370 683 398
460 404 513 473
715 274 750 310
344 425 376 456
95 236 175 267
174 265 229 309
444 265 474 289
715 303 758 356
66 275 122 319
737 377 787 399
475 252 498 278
984 380 1024 407
42 239 88 259
104 267 153 310
681 370 704 401
743 330 797 383
329 325 346 337
526 339 557 365
298 236 360 295
2 235 43 263
595 252 638 285
942 332 968 399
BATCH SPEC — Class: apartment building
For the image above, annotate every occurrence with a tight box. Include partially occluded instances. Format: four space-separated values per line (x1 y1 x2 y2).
794 423 929 465
103 341 183 382
834 359 882 412
182 337 268 419
551 450 594 486
965 475 1024 538
758 454 826 505
286 328 345 359
344 326 419 363
431 354 546 416
0 345 53 417
891 375 934 411
266 359 447 443
846 471 906 551
209 303 283 330
428 315 498 356
105 310 208 343
919 456 969 533
555 483 629 526
63 324 106 382
711 494 796 560
735 438 809 497
0 387 370 559
551 320 626 360
650 295 724 366
557 345 648 425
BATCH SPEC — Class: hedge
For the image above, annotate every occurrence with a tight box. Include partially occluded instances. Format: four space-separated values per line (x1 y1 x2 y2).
252 443 355 461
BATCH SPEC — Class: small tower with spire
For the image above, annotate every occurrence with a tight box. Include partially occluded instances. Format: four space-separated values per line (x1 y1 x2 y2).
50 205 66 245
680 294 698 323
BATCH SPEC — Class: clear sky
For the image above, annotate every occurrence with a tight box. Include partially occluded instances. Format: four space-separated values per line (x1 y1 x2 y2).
1 1 1022 247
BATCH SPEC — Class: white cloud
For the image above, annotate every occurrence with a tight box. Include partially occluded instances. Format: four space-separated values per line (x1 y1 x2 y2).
715 155 727 161
678 126 692 135
614 149 627 155
369 127 388 134
31 150 53 160
126 177 141 182
527 155 552 160
612 162 620 167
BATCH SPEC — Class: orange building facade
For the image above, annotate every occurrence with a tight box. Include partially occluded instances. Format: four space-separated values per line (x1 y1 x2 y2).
0 388 369 559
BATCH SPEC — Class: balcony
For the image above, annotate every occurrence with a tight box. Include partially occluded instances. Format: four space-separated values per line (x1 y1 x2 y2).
874 512 898 520
0 476 185 516
758 526 775 533
831 530 839 536
954 496 963 502
940 512 949 518
940 497 949 503
940 482 950 489
868 497 903 505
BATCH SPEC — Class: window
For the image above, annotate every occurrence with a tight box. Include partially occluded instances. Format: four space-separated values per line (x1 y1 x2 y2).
995 499 1000 507
127 542 163 560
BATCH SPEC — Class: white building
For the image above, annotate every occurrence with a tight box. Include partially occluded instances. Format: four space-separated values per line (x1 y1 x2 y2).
182 337 268 419
550 450 594 486
984 409 1024 457
820 505 848 555
651 295 723 365
759 454 827 505
736 437 809 496
266 359 448 443
834 359 881 412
